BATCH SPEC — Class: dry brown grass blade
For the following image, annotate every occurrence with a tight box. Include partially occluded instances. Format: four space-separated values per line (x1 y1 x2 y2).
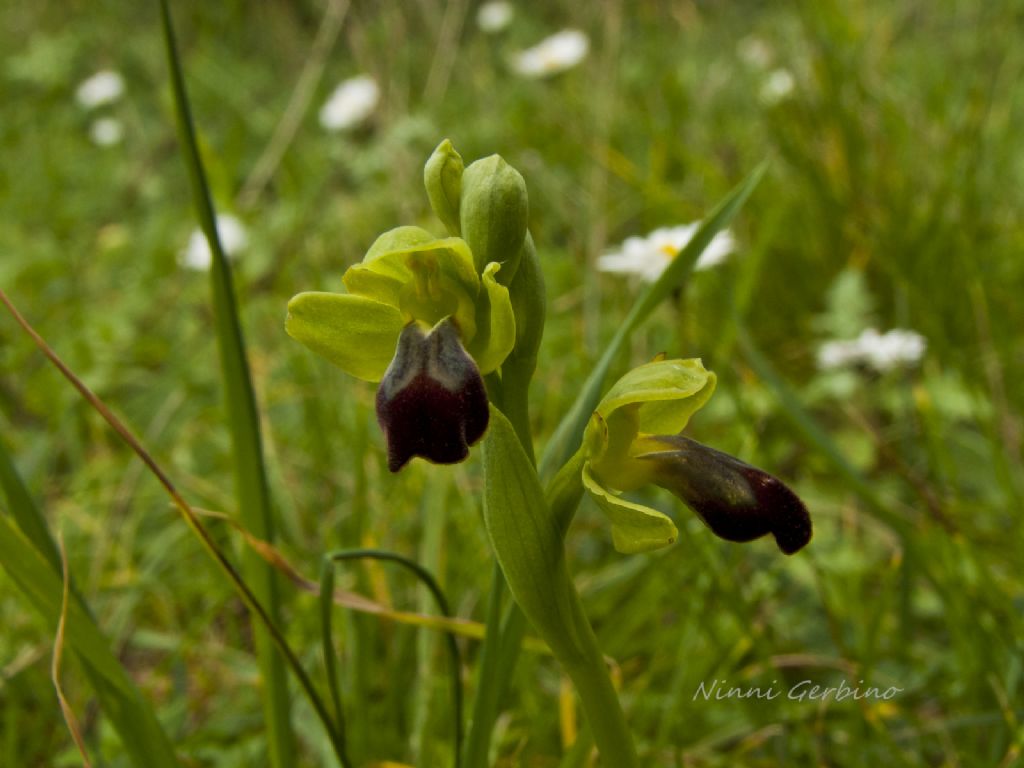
189 506 551 653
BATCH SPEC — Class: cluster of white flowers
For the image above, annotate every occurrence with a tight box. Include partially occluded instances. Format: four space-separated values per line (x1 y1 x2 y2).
477 1 514 33
597 224 737 283
76 69 126 147
178 214 249 272
319 74 380 132
818 328 927 372
511 29 589 78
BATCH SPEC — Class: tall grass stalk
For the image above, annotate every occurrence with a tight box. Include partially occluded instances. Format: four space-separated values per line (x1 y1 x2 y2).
156 1 295 764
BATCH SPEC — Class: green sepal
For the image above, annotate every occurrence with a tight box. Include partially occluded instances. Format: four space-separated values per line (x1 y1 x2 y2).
581 463 678 554
285 292 405 382
595 358 716 436
424 139 464 237
460 154 528 278
467 262 516 375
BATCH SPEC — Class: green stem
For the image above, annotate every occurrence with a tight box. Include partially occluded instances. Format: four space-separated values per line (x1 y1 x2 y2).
156 2 294 764
461 564 507 768
481 408 637 766
464 370 536 766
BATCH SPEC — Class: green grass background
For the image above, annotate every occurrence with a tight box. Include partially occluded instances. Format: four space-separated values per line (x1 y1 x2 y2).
2 0 1023 765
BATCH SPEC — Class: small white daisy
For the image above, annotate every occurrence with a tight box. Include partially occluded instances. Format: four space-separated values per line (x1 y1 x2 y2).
89 117 124 147
179 214 249 271
598 224 738 283
319 75 380 132
511 29 589 78
76 70 125 109
477 1 514 33
737 36 773 70
817 328 926 372
760 68 795 105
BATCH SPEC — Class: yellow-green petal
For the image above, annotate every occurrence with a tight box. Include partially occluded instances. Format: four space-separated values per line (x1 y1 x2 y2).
582 463 678 554
467 262 516 374
353 229 481 337
596 358 716 436
342 264 404 306
285 292 404 382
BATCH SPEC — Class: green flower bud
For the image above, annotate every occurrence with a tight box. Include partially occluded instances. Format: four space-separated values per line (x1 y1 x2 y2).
460 154 528 280
424 139 464 237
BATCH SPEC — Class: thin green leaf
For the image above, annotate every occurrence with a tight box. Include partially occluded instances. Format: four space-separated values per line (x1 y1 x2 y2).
539 162 768 480
0 513 181 767
156 1 294 764
323 549 463 767
0 435 60 571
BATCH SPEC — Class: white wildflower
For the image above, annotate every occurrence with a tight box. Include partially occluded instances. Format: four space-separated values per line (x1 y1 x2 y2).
597 224 737 283
477 1 514 33
737 36 773 69
760 68 795 105
818 328 927 372
511 29 589 78
89 117 124 147
76 70 125 109
319 75 380 132
179 214 249 271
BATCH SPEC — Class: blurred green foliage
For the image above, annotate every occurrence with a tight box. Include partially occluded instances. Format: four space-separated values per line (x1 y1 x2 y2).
2 1 1022 765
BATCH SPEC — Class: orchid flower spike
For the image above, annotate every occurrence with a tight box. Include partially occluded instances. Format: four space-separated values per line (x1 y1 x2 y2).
286 140 531 472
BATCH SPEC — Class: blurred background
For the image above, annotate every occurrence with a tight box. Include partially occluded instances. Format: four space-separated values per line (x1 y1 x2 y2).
2 0 1023 765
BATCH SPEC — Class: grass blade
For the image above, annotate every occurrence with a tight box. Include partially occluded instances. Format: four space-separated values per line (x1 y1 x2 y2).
0 513 182 767
0 438 182 767
322 549 464 767
0 435 60 571
0 288 349 766
156 1 295 763
51 532 93 768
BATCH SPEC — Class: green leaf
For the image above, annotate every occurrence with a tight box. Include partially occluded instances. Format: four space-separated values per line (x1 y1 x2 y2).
0 435 59 571
539 162 768 481
481 407 638 766
286 292 405 381
482 406 578 654
0 514 181 767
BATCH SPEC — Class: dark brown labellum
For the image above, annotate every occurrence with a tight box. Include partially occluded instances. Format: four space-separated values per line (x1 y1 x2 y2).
638 435 812 554
375 319 489 472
